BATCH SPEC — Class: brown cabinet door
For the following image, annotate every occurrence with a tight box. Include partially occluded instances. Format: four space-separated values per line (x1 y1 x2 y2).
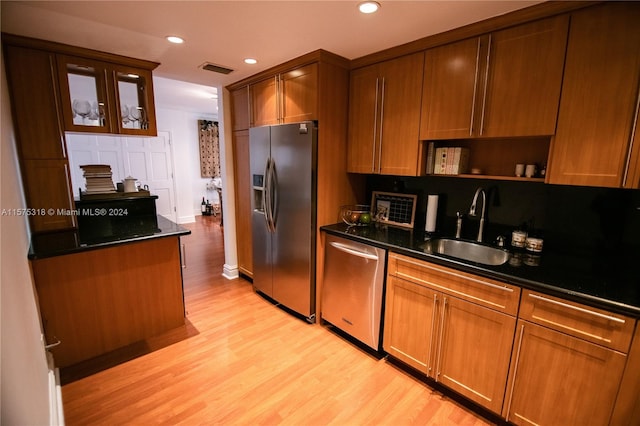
378 52 425 175
504 321 627 425
481 14 569 137
233 129 252 277
4 45 66 160
420 37 483 140
348 53 424 175
383 276 438 375
22 159 76 232
231 86 250 131
250 76 279 127
347 64 380 174
281 62 318 123
436 295 516 413
548 3 640 187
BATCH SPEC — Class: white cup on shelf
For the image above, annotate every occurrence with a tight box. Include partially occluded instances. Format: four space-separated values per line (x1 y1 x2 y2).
525 164 537 178
515 163 525 177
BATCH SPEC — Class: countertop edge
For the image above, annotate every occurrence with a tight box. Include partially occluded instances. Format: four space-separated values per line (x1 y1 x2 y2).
321 225 640 318
28 216 191 260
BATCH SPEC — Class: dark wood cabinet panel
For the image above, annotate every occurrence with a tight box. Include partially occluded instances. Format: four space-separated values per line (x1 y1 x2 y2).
32 237 184 368
421 14 568 141
232 129 252 277
4 45 66 160
22 159 76 231
348 52 425 176
481 15 568 137
548 2 640 188
230 86 250 131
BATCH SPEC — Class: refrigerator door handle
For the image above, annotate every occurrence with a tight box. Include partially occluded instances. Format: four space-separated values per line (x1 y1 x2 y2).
329 241 380 261
270 159 279 230
263 157 274 232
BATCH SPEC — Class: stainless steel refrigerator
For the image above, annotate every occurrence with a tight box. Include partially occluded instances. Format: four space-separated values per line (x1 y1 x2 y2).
249 121 317 322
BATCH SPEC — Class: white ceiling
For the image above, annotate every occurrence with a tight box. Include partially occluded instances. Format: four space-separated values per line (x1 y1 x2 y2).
1 0 543 112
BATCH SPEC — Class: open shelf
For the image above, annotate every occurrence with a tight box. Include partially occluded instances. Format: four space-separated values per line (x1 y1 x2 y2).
424 137 551 180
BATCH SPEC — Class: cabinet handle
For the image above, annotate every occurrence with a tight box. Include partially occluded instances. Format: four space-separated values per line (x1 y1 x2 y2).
505 323 525 422
427 293 438 374
435 296 447 381
181 243 187 268
470 38 482 136
377 77 386 174
528 293 626 324
371 77 380 173
479 34 492 136
622 81 640 187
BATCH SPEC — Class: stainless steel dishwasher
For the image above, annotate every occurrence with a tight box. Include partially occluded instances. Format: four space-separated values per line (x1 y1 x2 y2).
321 234 386 350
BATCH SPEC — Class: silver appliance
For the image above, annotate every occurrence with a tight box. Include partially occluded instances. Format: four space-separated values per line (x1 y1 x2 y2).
250 121 317 322
322 234 386 350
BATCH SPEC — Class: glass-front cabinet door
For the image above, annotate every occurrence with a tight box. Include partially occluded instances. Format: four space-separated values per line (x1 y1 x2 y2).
112 65 157 135
57 55 157 136
57 55 112 133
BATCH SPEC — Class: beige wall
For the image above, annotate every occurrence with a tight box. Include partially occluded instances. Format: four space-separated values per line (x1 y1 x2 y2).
1 47 52 425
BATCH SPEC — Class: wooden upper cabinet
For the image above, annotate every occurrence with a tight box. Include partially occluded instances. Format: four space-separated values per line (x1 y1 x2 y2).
548 2 640 188
420 37 481 140
481 15 568 137
280 63 318 123
4 45 66 160
250 62 318 127
420 15 569 139
57 54 158 136
230 86 250 131
348 52 425 176
3 45 76 232
250 76 278 126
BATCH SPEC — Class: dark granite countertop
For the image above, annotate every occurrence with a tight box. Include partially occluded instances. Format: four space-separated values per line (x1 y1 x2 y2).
321 223 640 318
28 215 191 260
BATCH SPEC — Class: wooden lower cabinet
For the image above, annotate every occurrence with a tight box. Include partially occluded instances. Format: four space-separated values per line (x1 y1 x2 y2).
384 255 518 413
31 237 185 367
384 276 435 373
503 321 627 425
437 295 516 413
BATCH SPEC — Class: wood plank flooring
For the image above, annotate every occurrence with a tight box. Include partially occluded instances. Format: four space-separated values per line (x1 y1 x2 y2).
61 216 493 425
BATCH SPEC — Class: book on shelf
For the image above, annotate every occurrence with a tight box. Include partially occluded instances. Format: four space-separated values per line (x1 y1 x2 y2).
425 142 435 174
432 147 470 175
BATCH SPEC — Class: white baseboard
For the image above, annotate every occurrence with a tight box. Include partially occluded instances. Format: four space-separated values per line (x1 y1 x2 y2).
177 214 196 224
222 263 239 280
47 352 64 425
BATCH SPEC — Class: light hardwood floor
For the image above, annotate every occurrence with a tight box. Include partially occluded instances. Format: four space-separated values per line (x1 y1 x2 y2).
61 216 493 425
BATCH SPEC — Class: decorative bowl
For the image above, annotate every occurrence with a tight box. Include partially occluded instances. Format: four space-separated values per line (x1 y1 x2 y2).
340 204 372 226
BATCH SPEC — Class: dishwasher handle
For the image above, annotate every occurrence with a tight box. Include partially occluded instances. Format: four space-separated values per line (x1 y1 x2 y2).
329 241 379 261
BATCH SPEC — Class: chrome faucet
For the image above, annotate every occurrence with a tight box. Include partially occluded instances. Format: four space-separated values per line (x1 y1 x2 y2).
469 187 487 242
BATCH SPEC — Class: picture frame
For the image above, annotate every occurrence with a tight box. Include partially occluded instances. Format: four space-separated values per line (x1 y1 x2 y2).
371 191 417 229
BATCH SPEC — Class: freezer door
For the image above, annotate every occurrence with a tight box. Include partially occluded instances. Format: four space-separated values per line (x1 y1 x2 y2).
270 122 316 319
249 125 273 296
322 234 386 350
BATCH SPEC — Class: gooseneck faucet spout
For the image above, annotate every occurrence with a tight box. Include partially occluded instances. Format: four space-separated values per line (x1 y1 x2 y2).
469 187 486 242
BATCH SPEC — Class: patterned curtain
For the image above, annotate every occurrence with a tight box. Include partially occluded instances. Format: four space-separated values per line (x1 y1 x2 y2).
198 120 220 178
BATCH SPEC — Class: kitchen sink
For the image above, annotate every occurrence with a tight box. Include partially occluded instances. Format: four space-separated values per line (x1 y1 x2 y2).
420 238 510 266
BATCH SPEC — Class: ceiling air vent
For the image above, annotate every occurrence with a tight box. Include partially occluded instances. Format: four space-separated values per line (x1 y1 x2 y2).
200 62 234 75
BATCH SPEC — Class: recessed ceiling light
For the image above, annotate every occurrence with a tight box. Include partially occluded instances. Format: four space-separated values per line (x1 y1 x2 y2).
244 58 258 65
358 1 380 14
166 36 184 44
